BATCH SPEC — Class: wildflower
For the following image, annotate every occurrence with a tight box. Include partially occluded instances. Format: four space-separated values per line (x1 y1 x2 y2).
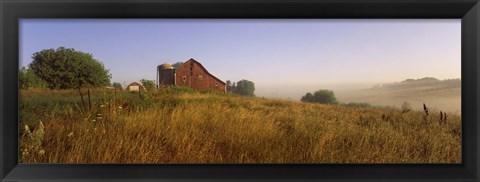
118 106 123 109
38 149 45 155
33 121 45 139
24 125 33 139
22 148 29 156
67 132 74 137
38 121 44 130
24 125 31 133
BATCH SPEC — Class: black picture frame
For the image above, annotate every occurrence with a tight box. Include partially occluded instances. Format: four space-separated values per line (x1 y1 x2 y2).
1 0 479 181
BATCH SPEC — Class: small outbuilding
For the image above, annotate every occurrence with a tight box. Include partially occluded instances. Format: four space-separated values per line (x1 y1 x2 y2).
126 82 147 92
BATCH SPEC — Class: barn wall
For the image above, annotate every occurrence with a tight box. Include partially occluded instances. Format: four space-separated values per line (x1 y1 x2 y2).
175 60 226 92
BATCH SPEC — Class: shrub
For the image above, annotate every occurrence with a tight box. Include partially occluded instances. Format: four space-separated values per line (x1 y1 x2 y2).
112 82 123 90
301 89 338 104
232 79 255 97
343 102 371 108
140 79 156 92
19 67 48 89
200 89 224 95
401 101 412 113
159 86 196 94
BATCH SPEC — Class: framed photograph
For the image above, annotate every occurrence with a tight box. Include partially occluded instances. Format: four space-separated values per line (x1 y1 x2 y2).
1 0 479 181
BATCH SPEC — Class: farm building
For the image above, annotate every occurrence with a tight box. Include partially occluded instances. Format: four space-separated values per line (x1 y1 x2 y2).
126 82 147 92
157 58 226 92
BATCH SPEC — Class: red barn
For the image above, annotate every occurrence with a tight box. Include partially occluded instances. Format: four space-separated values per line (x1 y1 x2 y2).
157 58 226 93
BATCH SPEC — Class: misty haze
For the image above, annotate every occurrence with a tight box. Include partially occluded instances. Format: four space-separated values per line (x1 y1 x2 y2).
256 78 460 113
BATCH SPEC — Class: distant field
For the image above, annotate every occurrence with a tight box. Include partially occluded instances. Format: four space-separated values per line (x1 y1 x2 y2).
336 86 461 113
20 87 461 163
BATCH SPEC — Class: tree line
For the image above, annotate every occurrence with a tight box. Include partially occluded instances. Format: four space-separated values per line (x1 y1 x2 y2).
372 77 461 90
226 80 255 97
20 47 256 97
22 47 374 107
301 89 370 108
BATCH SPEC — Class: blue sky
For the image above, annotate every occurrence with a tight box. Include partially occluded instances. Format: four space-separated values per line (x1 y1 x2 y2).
20 19 460 98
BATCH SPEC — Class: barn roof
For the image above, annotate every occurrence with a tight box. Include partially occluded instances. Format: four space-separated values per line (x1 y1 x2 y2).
127 82 142 86
183 58 226 85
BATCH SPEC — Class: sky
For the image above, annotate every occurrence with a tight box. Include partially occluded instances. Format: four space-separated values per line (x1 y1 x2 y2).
20 19 461 99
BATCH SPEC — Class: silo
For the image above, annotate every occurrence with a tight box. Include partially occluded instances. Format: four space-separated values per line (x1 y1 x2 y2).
157 63 175 89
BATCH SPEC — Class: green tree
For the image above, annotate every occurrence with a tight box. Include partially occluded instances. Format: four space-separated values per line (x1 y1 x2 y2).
226 80 232 92
233 79 255 96
19 67 48 89
301 92 314 102
172 62 183 69
112 82 123 90
140 79 156 91
301 89 338 104
29 47 111 89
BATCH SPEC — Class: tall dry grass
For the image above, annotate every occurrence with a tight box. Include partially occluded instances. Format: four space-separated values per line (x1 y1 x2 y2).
19 87 461 163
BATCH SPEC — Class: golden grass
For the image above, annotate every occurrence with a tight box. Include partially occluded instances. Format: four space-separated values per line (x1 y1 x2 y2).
19 88 461 163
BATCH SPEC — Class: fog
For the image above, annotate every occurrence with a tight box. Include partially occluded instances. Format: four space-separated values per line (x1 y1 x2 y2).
255 80 461 113
255 82 376 100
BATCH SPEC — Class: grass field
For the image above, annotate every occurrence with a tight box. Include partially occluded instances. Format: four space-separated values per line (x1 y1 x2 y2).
19 87 461 163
